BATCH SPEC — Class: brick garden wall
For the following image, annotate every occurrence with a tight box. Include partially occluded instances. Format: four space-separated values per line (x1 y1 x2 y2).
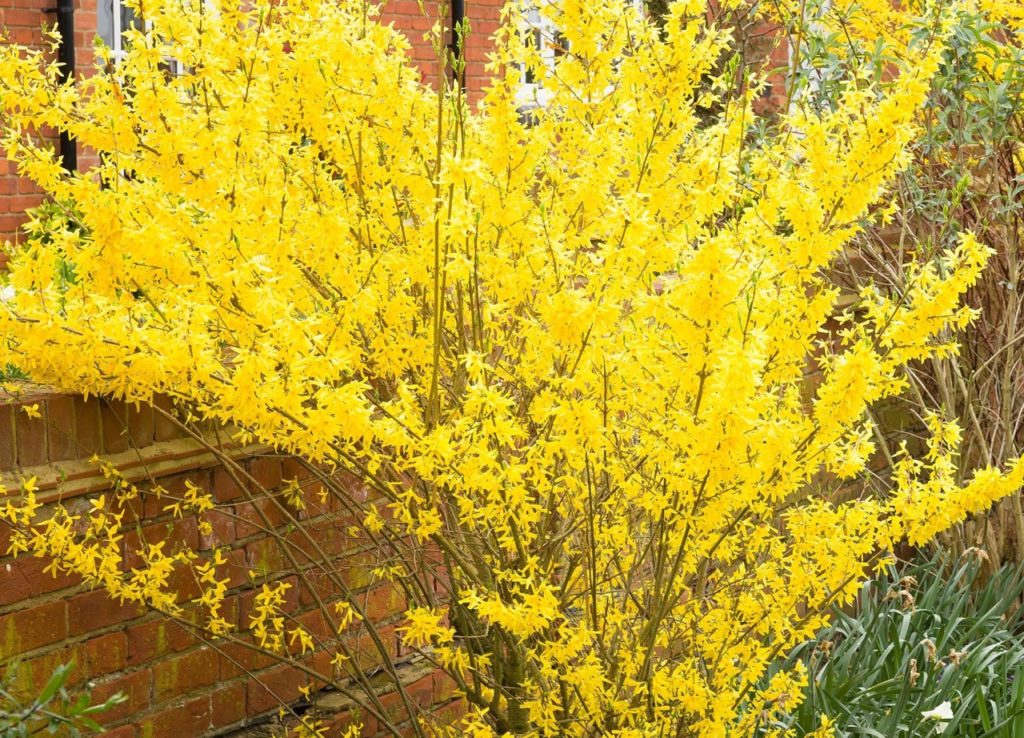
0 387 459 737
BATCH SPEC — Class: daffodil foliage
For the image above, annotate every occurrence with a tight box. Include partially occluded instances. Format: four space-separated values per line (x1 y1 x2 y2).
1 0 1023 735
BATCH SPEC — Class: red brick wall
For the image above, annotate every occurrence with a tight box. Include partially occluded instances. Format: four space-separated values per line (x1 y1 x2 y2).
0 0 48 246
380 0 503 98
462 3 503 97
0 387 459 737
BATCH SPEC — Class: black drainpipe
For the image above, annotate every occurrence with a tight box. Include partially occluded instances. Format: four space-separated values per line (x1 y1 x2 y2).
44 0 77 171
449 0 465 89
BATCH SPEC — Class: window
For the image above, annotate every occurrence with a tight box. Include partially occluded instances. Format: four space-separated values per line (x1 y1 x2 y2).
517 0 569 110
516 0 640 112
97 0 143 63
97 0 181 76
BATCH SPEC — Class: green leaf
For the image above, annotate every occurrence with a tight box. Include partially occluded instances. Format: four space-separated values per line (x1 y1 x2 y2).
36 663 72 707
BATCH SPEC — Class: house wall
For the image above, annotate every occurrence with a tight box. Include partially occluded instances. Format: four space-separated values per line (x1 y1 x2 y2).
0 0 505 250
0 0 794 250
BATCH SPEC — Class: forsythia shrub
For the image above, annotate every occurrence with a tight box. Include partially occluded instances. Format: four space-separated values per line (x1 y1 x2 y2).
0 0 1022 735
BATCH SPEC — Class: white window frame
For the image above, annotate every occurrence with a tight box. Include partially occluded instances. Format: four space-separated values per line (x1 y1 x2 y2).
97 0 140 64
516 0 561 109
97 0 181 74
516 0 644 111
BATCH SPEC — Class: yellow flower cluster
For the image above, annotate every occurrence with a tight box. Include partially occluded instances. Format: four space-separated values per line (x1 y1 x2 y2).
0 0 1021 735
1 472 191 615
250 581 292 653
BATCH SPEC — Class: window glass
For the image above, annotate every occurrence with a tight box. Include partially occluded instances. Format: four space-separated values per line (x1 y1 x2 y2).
97 0 142 60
